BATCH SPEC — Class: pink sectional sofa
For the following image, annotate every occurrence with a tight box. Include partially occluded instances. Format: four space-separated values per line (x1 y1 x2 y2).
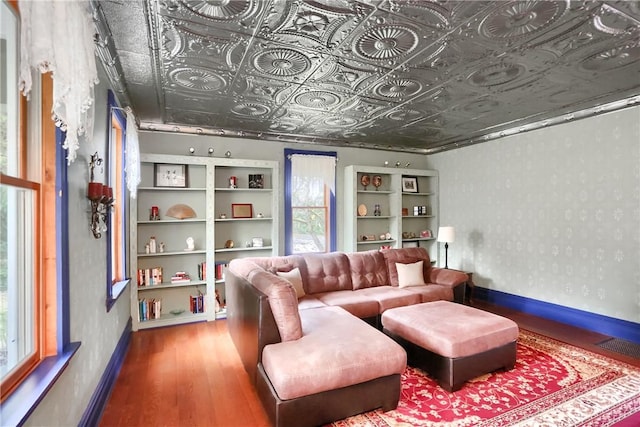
226 247 468 427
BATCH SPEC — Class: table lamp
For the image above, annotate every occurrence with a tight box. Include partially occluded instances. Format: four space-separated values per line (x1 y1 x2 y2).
437 226 455 269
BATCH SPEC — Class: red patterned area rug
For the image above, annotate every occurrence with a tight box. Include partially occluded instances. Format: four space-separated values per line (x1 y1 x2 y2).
331 330 640 426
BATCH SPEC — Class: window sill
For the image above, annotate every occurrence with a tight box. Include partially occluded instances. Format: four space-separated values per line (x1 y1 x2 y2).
106 278 130 312
3 341 81 426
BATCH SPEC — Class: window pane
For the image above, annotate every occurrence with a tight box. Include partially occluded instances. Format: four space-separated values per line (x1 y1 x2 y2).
1 184 36 379
292 207 326 253
1 2 20 177
291 176 325 207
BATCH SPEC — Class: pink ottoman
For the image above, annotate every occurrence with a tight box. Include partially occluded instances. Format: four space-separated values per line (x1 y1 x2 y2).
381 300 518 391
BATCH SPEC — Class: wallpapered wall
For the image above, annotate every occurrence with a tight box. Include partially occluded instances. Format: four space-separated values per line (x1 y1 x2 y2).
428 106 640 324
25 67 131 425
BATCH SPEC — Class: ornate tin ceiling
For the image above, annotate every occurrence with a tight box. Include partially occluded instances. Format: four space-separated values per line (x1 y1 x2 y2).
92 0 640 153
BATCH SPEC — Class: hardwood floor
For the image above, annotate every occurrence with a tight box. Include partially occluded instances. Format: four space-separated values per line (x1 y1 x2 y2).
99 320 270 427
99 302 639 427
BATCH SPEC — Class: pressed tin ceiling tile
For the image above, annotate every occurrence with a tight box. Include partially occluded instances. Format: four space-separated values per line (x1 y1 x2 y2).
92 0 640 153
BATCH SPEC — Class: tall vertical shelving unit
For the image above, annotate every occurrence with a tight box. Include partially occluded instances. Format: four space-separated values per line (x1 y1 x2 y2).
344 165 439 262
130 154 279 331
212 158 279 319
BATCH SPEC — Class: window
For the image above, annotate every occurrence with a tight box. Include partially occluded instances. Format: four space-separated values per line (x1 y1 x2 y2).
105 91 129 310
1 0 65 401
0 0 40 397
284 149 337 254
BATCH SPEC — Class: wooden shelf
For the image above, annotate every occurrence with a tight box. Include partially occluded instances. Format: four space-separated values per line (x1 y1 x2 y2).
214 246 273 253
138 249 206 257
138 219 206 224
137 280 207 290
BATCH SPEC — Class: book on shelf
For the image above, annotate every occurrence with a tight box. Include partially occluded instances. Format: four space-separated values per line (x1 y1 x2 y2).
198 262 207 280
137 267 163 286
190 291 205 314
215 262 228 280
171 271 191 284
138 298 162 321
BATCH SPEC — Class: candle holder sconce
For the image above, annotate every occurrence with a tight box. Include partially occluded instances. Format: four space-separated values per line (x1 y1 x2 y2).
87 152 114 239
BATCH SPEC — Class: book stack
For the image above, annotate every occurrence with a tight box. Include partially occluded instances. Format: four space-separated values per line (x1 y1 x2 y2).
138 298 161 321
198 262 206 280
190 292 204 314
137 267 163 286
171 271 191 284
215 262 228 281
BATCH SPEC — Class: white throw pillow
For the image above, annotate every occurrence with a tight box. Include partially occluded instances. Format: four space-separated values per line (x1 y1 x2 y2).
395 261 427 288
277 268 306 298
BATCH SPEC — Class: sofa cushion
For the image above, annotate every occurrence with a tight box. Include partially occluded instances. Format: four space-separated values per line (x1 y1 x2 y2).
262 306 407 400
401 284 454 303
381 247 432 287
277 268 305 299
347 250 389 290
314 290 380 318
248 269 302 342
396 260 427 288
244 255 310 289
303 252 353 294
358 286 421 312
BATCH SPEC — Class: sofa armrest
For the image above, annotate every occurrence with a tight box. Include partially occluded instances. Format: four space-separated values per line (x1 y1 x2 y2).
428 268 468 288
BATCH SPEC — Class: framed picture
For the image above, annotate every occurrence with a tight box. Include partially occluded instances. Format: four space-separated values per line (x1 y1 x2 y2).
248 174 264 189
252 237 264 247
155 163 188 188
232 203 253 218
402 176 418 193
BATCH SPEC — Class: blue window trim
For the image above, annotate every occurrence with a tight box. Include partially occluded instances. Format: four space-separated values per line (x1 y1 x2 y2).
105 90 130 311
3 128 81 426
284 148 337 255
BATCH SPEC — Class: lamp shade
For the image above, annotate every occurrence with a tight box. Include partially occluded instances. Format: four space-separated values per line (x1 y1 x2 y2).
437 226 455 243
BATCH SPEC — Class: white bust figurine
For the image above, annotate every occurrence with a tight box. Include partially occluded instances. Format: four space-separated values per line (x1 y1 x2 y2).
185 237 194 251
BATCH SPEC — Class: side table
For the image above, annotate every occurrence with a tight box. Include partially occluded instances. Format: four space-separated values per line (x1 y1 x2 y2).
451 270 475 305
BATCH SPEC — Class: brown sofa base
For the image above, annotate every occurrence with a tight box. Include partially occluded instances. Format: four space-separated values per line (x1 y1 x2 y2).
383 329 516 392
257 363 401 427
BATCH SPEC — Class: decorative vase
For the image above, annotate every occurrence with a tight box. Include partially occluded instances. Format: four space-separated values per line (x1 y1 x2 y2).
360 174 370 190
372 175 382 191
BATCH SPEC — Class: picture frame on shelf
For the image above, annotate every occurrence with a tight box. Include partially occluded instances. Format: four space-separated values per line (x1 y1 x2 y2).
232 203 253 218
402 176 418 193
154 163 188 187
248 174 264 189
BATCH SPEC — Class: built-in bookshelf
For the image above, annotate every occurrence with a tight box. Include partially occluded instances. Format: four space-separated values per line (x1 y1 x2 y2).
344 165 439 262
130 154 279 330
212 159 279 320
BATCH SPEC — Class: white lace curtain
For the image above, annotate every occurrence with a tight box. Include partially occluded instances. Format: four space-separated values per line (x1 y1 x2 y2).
125 110 141 198
19 0 98 164
290 154 336 194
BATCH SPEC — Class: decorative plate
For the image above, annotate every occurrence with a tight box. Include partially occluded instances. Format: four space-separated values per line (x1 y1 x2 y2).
357 204 368 216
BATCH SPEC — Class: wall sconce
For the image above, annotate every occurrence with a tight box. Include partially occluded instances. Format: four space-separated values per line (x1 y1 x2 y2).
87 152 114 239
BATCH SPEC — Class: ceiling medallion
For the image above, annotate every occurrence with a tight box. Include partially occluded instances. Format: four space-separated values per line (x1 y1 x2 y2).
181 0 253 21
294 91 340 108
375 79 422 98
324 116 358 127
231 102 270 117
269 122 298 132
253 49 311 77
468 63 526 87
168 67 226 91
295 12 329 34
580 44 640 71
387 109 423 121
479 0 567 39
354 25 419 61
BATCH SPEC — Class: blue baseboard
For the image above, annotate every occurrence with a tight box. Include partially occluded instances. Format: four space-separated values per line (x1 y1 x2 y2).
79 317 132 427
474 287 640 344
